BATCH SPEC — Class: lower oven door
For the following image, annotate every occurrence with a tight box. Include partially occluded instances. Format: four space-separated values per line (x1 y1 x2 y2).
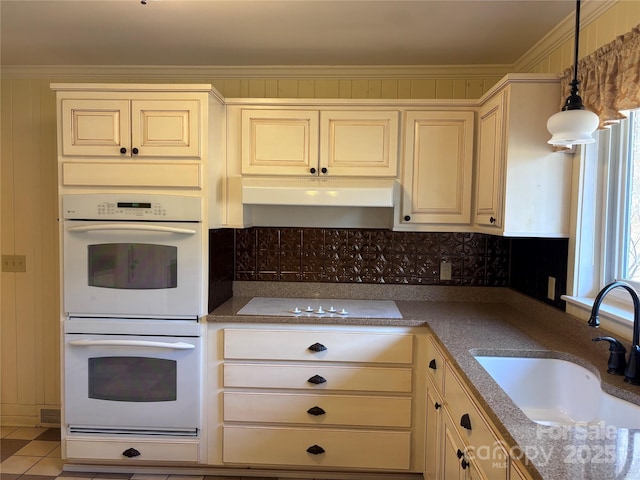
64 333 201 436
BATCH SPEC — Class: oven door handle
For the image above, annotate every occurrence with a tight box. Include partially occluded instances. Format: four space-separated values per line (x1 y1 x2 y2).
67 224 197 235
69 339 196 350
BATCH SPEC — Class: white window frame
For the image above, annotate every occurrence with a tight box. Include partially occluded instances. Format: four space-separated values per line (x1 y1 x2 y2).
564 111 637 342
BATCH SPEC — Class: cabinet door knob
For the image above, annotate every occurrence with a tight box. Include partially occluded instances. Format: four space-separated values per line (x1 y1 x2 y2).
307 374 327 385
119 147 127 154
461 458 470 470
306 444 325 455
489 216 496 224
307 406 326 416
132 147 139 155
310 167 316 174
460 413 472 430
457 449 464 459
122 447 141 458
321 167 327 174
308 342 327 352
434 402 441 410
428 358 437 370
404 215 411 221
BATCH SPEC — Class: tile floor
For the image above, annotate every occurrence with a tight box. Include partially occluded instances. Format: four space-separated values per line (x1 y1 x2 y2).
0 427 275 480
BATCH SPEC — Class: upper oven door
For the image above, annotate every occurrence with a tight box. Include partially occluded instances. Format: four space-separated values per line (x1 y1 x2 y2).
63 220 203 318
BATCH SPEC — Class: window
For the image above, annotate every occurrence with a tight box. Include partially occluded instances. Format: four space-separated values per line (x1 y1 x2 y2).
619 110 640 285
565 109 640 340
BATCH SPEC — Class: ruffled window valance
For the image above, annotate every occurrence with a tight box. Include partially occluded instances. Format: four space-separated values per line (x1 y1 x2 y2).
560 24 640 128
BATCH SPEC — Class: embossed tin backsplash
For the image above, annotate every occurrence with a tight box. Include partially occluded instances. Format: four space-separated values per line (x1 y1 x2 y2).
209 227 569 312
234 228 509 286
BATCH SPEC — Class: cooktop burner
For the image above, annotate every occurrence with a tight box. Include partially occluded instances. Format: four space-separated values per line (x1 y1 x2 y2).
237 297 402 319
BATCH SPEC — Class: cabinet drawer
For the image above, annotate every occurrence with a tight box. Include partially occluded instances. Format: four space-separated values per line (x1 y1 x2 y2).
444 364 507 479
224 329 414 364
224 363 412 392
65 438 199 463
223 425 410 470
224 392 412 427
425 335 446 393
62 162 201 188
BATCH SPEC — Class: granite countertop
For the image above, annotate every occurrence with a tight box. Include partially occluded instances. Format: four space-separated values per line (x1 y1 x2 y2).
208 284 640 480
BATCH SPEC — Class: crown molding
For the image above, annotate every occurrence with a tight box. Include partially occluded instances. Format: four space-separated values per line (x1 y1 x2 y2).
514 0 617 73
0 64 512 80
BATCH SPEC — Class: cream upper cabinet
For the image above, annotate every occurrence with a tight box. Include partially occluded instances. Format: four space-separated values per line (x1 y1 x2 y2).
52 84 216 190
61 98 201 159
473 76 571 237
241 109 319 175
320 110 399 176
399 110 474 228
241 108 399 177
475 93 505 229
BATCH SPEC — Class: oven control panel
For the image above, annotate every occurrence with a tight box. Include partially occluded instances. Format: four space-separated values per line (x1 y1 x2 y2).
62 194 202 222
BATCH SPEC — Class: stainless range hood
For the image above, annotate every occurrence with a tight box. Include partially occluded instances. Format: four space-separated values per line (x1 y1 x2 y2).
241 177 397 207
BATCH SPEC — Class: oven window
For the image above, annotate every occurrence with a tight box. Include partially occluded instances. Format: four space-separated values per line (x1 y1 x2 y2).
88 357 177 402
88 243 177 289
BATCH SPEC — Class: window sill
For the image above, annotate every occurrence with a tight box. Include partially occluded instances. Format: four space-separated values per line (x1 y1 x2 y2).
562 295 635 342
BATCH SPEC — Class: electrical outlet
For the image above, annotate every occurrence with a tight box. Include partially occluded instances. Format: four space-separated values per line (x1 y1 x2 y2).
2 255 26 273
547 276 556 300
440 260 452 281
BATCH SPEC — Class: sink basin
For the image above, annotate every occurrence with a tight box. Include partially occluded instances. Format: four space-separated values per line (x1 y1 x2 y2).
474 355 640 429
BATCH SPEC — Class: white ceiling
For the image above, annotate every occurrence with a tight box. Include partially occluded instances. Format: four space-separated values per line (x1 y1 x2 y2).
0 0 582 67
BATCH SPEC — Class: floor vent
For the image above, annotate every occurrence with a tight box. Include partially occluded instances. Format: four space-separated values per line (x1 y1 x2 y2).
40 408 61 425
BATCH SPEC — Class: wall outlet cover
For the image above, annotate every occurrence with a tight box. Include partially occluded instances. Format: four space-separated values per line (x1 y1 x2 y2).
440 261 452 281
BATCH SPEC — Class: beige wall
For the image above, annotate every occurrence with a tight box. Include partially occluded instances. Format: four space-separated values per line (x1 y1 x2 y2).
1 1 639 426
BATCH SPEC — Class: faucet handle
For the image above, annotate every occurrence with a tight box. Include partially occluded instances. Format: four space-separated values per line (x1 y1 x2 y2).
593 337 627 375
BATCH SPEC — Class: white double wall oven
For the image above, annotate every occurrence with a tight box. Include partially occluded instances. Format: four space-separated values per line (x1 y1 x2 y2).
61 193 205 437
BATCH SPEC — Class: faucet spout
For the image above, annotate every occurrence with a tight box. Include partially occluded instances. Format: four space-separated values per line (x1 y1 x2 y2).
589 281 640 385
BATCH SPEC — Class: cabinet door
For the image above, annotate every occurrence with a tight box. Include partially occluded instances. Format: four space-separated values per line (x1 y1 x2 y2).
401 111 474 225
319 110 399 177
442 413 468 480
61 99 131 157
131 99 201 158
424 375 443 480
474 91 506 229
241 109 319 175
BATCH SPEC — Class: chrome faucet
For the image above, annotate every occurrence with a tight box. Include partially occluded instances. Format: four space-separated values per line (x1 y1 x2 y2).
589 281 640 385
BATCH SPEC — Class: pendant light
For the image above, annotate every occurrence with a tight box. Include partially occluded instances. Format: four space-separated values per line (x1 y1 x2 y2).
547 0 599 147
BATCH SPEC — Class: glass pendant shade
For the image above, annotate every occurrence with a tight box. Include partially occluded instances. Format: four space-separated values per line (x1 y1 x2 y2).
547 0 599 147
547 108 599 146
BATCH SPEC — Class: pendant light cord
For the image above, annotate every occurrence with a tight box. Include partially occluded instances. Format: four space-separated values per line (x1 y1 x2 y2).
563 0 586 111
572 0 581 85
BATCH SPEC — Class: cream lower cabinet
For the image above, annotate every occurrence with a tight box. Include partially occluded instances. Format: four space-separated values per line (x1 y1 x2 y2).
239 107 399 177
473 74 571 237
398 110 475 229
65 437 200 463
216 325 426 473
52 84 218 189
424 336 508 480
